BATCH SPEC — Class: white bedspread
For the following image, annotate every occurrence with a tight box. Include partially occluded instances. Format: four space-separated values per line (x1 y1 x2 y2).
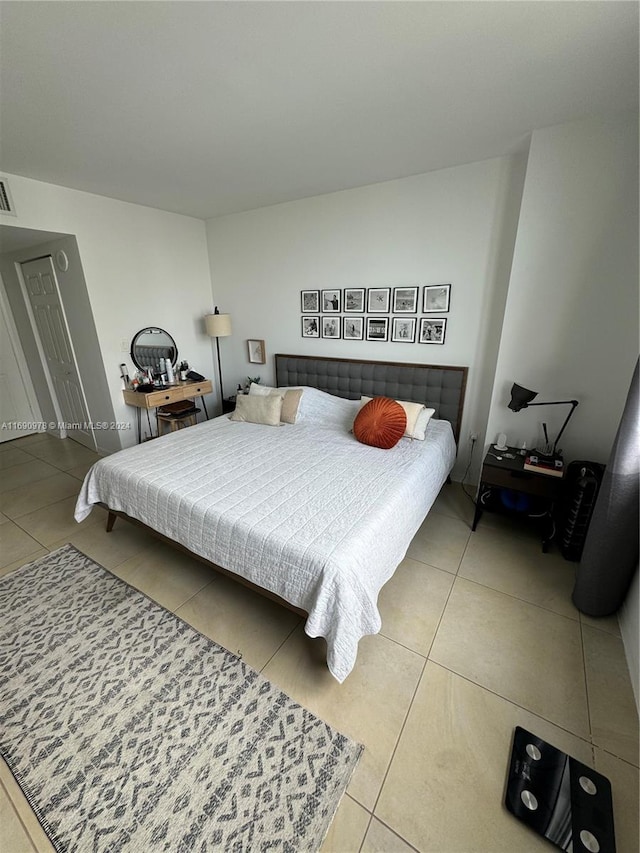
75 388 456 682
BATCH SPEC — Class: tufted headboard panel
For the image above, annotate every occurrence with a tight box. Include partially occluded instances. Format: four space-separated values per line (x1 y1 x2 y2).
275 353 468 443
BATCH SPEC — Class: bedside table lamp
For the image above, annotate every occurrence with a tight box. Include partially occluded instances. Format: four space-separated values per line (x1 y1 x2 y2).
508 382 579 457
205 307 232 411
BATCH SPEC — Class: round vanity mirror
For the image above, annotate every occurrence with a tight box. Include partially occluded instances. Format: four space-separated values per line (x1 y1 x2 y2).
130 327 178 375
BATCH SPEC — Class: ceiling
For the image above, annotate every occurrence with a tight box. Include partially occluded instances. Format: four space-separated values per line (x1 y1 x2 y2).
0 1 637 221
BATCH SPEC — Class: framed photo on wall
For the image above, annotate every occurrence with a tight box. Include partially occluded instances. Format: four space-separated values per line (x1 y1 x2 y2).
344 288 365 312
393 286 418 313
391 317 416 343
366 316 389 341
321 289 341 312
366 288 391 313
343 316 364 340
321 316 341 338
419 317 447 344
247 339 266 364
301 316 320 337
301 290 320 313
423 284 451 313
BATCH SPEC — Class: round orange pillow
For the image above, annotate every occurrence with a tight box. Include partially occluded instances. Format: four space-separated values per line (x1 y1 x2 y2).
353 397 407 449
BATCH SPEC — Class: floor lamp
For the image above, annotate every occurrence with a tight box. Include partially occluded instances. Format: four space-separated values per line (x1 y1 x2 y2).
204 307 232 411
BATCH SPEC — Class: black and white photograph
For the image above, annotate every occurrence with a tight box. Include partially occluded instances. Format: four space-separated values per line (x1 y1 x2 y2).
423 283 451 313
321 289 341 312
301 316 319 337
321 316 341 338
344 288 365 312
393 286 419 313
366 287 391 313
366 316 389 341
343 316 364 340
301 290 320 313
391 317 416 343
419 317 447 344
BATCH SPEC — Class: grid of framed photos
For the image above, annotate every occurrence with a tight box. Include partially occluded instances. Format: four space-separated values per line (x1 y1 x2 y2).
301 285 450 344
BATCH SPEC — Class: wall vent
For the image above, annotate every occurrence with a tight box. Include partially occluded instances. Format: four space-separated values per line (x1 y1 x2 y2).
0 178 17 216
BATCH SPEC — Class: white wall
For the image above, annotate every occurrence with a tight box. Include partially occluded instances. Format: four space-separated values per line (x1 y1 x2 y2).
206 155 527 479
0 174 215 448
485 114 639 463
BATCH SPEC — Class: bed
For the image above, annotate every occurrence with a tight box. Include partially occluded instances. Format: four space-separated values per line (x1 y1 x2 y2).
75 354 468 682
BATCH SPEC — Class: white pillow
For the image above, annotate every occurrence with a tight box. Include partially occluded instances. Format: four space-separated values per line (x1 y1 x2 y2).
248 382 276 397
360 395 435 440
229 394 283 426
412 406 436 440
247 383 302 424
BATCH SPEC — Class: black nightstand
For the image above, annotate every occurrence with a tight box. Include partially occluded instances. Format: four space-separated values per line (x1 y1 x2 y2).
222 396 237 414
472 447 565 552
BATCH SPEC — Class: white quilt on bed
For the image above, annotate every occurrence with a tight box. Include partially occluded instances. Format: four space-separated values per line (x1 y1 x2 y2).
75 388 456 682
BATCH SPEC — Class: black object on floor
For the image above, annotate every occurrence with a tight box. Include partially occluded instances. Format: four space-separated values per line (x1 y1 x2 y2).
505 726 616 852
557 461 605 561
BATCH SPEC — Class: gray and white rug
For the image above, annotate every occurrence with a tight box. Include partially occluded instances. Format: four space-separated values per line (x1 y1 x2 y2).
0 544 362 852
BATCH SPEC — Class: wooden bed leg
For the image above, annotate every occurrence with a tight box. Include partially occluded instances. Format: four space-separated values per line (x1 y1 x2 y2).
106 511 117 532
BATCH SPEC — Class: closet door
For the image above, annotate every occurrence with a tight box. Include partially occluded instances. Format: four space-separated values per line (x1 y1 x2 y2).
21 256 95 450
0 278 42 442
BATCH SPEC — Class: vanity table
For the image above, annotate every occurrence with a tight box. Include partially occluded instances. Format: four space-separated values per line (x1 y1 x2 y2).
123 380 212 443
125 327 211 442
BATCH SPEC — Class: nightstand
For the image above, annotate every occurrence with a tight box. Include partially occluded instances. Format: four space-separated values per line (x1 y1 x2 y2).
472 447 565 552
222 396 237 414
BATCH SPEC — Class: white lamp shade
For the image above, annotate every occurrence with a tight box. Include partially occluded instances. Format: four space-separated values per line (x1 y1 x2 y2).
205 313 232 338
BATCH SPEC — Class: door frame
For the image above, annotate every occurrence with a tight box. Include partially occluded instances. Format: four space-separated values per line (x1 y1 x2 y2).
16 255 97 450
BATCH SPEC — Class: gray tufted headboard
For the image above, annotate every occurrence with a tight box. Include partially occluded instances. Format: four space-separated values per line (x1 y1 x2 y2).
275 354 468 444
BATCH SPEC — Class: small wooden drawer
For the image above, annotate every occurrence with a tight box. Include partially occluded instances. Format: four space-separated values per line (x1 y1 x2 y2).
145 388 180 407
482 465 562 497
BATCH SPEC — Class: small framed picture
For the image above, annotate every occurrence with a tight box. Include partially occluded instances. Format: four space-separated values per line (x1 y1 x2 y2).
419 317 447 344
301 316 320 337
343 316 364 340
321 289 341 312
366 287 391 313
247 339 266 364
321 316 341 338
344 288 365 312
393 286 418 313
423 284 451 313
366 316 389 341
391 317 416 343
301 290 320 313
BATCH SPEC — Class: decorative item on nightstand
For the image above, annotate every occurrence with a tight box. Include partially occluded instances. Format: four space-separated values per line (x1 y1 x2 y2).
204 307 232 411
508 382 579 468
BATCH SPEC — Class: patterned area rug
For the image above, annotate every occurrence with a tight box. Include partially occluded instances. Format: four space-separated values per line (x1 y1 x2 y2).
0 545 362 852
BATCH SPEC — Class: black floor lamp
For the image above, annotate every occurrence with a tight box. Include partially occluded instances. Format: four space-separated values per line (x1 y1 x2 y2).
205 307 232 411
508 383 579 458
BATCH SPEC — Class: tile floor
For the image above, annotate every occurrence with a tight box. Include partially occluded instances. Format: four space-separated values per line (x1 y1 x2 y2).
1 433 638 853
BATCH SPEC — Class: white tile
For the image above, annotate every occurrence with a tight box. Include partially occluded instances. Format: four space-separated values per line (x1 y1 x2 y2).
430 577 590 737
0 473 81 520
583 626 639 765
459 525 579 619
14 495 104 548
376 662 594 852
594 747 639 853
320 795 370 853
263 627 424 811
0 521 44 570
176 572 302 671
378 557 454 657
406 510 471 574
